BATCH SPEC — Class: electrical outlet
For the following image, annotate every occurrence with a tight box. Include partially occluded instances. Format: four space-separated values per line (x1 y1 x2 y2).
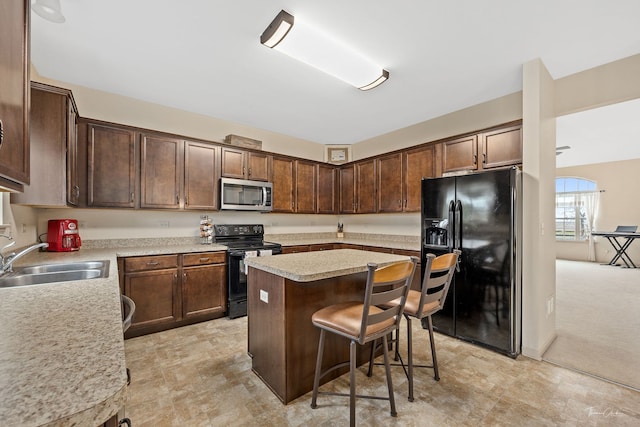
260 289 269 303
159 221 170 228
546 296 554 317
79 221 87 229
21 223 26 233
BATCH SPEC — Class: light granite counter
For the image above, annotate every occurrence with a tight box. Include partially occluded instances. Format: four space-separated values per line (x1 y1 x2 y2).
0 243 226 426
244 248 411 282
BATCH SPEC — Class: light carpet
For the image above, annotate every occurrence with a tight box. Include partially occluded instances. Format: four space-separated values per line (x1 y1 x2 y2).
543 259 640 391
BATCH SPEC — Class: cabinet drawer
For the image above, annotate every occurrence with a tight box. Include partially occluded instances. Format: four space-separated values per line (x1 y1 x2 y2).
125 255 179 272
183 251 226 266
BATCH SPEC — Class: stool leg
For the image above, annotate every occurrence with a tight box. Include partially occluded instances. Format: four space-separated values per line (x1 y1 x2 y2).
367 338 376 377
381 334 397 417
406 316 414 402
426 316 440 381
350 339 357 427
311 329 326 409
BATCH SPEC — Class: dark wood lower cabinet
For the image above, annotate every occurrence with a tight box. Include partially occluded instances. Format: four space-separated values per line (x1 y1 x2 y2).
122 252 227 338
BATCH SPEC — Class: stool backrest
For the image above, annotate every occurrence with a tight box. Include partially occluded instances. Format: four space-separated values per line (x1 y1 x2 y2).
415 250 460 319
359 256 417 345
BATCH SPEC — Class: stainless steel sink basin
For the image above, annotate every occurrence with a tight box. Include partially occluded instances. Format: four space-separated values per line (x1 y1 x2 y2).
0 260 110 288
18 260 109 274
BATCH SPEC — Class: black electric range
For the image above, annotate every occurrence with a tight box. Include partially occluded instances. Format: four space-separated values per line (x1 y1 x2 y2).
213 224 282 318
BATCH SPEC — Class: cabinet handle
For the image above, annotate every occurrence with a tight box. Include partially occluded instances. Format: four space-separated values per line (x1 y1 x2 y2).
176 194 180 204
146 261 160 266
130 192 135 203
473 154 477 165
0 119 3 147
199 257 210 263
248 167 252 177
404 199 407 208
243 166 246 175
183 272 187 282
482 152 487 164
73 185 80 198
398 199 402 208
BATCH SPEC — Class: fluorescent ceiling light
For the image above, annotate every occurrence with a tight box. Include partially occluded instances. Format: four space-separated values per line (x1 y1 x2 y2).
260 10 389 91
32 0 66 23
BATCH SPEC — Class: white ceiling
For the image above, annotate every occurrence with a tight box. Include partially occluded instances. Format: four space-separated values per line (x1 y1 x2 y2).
31 1 640 164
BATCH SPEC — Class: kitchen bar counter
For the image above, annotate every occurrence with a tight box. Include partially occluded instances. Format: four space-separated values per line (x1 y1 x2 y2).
268 234 421 252
245 249 410 404
0 243 225 426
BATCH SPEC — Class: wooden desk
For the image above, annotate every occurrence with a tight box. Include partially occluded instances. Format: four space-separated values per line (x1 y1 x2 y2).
245 249 410 404
592 231 640 268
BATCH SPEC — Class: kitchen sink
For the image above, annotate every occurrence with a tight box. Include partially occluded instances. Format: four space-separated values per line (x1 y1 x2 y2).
0 260 110 288
18 260 109 274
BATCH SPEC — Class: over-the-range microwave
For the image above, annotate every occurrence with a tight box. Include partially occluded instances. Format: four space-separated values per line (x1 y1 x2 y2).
220 177 273 212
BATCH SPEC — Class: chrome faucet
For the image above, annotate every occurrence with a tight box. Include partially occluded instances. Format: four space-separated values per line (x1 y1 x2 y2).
0 235 49 273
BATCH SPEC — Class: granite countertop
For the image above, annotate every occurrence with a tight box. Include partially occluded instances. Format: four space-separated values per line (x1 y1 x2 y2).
267 235 421 252
0 243 227 426
244 249 411 282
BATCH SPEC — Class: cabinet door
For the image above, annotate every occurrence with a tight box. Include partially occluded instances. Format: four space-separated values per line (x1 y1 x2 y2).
247 152 270 181
403 145 435 212
11 86 66 206
220 146 245 179
272 156 295 212
377 153 403 213
317 163 337 214
295 160 317 213
183 264 226 319
356 159 376 213
185 141 218 210
442 135 478 173
125 268 180 330
140 135 182 209
87 124 137 208
480 125 522 169
0 0 29 188
339 165 356 214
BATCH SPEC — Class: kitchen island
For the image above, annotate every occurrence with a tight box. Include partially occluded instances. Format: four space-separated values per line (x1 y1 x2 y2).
244 249 410 404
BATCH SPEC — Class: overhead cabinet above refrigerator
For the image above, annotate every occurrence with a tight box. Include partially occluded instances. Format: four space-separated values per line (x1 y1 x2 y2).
421 167 522 357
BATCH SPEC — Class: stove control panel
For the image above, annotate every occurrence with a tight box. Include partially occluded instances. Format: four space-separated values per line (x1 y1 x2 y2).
214 224 264 239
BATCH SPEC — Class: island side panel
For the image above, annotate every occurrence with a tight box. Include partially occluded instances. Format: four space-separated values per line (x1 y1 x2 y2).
284 272 375 404
247 267 287 402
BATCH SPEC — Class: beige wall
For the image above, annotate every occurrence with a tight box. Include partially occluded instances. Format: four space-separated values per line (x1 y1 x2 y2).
31 69 325 162
352 92 523 160
556 158 640 263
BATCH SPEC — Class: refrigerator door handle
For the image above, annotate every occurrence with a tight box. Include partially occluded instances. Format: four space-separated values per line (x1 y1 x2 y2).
448 200 455 250
454 200 462 250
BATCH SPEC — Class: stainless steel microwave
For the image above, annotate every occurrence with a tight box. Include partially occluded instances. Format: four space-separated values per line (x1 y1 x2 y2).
220 177 273 211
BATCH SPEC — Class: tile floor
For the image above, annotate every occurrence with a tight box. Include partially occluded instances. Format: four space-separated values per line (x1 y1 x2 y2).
123 317 640 426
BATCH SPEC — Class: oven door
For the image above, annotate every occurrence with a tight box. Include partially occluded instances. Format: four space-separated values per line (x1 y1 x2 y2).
227 250 256 319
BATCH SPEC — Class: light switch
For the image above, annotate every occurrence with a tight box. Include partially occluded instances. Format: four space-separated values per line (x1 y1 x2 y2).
260 289 269 303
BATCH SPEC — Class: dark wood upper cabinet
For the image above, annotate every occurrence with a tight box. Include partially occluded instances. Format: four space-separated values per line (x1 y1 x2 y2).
272 156 295 212
295 160 317 213
339 164 356 214
317 163 337 214
87 124 137 208
0 0 30 190
356 159 376 213
377 152 403 213
221 146 270 181
403 145 435 212
443 124 522 174
442 134 479 173
184 141 219 210
140 134 183 209
11 83 78 207
480 125 522 169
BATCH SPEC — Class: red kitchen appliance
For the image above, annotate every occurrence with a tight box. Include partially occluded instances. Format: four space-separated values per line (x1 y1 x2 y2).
47 219 82 252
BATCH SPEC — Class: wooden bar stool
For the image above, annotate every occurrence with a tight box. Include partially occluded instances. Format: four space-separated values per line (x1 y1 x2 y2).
310 257 418 427
370 250 459 401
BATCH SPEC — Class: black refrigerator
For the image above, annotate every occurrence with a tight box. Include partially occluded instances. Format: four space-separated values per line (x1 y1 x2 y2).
421 167 521 357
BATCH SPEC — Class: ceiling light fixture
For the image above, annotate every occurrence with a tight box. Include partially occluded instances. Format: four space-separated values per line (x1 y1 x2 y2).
260 10 389 91
32 0 66 23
